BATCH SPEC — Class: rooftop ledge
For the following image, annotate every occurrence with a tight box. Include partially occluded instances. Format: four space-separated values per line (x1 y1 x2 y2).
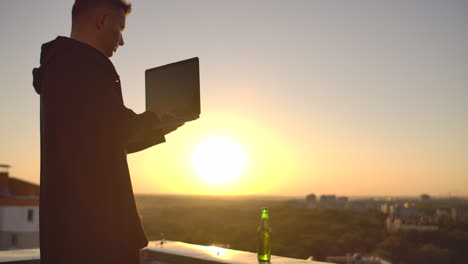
0 240 329 264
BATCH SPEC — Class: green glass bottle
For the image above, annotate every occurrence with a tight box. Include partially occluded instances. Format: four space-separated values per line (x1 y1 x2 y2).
257 207 272 262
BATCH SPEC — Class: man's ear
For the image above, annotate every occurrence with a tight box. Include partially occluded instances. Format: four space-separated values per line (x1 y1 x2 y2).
95 13 107 31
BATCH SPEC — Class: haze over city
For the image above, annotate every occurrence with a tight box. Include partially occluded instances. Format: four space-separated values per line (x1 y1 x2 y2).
0 0 467 196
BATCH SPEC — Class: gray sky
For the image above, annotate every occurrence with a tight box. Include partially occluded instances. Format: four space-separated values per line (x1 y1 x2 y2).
0 0 467 196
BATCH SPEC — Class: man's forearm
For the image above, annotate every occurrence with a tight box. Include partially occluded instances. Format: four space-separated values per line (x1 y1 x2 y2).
124 110 165 153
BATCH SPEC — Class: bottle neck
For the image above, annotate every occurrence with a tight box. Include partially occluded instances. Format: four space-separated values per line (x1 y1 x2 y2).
260 210 270 228
261 218 270 228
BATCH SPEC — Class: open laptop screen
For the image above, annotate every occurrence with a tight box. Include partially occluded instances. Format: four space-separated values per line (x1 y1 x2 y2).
145 57 200 121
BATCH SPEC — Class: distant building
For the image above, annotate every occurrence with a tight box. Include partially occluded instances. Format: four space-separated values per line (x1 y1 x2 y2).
396 206 419 218
336 196 348 208
451 207 468 222
306 194 351 209
380 203 389 214
337 197 348 203
380 202 420 217
0 164 39 250
305 194 317 208
319 195 337 208
386 216 438 233
435 208 452 220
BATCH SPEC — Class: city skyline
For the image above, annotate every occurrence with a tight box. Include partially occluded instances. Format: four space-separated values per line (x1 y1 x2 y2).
0 0 467 196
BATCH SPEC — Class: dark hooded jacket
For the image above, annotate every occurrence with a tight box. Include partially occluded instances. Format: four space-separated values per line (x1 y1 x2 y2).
33 36 164 262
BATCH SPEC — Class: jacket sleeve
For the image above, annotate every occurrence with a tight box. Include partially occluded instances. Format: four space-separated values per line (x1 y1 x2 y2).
109 82 167 154
124 110 166 154
55 60 165 155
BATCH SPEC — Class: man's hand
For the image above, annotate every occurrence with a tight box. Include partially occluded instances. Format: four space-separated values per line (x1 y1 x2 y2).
157 122 185 136
156 111 176 122
142 111 185 136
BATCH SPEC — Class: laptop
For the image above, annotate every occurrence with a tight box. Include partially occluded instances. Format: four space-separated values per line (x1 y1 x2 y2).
145 57 200 129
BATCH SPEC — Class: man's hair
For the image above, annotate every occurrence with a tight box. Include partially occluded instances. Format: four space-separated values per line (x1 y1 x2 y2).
72 0 132 20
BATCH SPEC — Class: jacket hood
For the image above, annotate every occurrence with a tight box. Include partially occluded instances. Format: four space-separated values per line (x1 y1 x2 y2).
32 36 114 95
32 37 67 94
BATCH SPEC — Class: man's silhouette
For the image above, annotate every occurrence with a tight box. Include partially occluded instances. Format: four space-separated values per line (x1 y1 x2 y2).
32 0 179 263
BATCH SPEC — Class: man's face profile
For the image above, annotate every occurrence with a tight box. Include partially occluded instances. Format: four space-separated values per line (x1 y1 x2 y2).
97 8 126 57
71 0 131 58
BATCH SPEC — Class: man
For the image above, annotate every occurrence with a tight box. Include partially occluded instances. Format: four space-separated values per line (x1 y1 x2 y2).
32 0 180 263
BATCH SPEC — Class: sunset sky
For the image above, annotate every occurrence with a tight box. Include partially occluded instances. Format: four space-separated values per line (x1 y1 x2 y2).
0 0 467 197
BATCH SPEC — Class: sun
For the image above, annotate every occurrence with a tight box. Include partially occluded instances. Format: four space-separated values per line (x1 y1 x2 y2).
192 137 246 184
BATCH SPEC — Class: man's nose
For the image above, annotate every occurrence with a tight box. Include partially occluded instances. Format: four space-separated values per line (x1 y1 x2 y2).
119 34 124 46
